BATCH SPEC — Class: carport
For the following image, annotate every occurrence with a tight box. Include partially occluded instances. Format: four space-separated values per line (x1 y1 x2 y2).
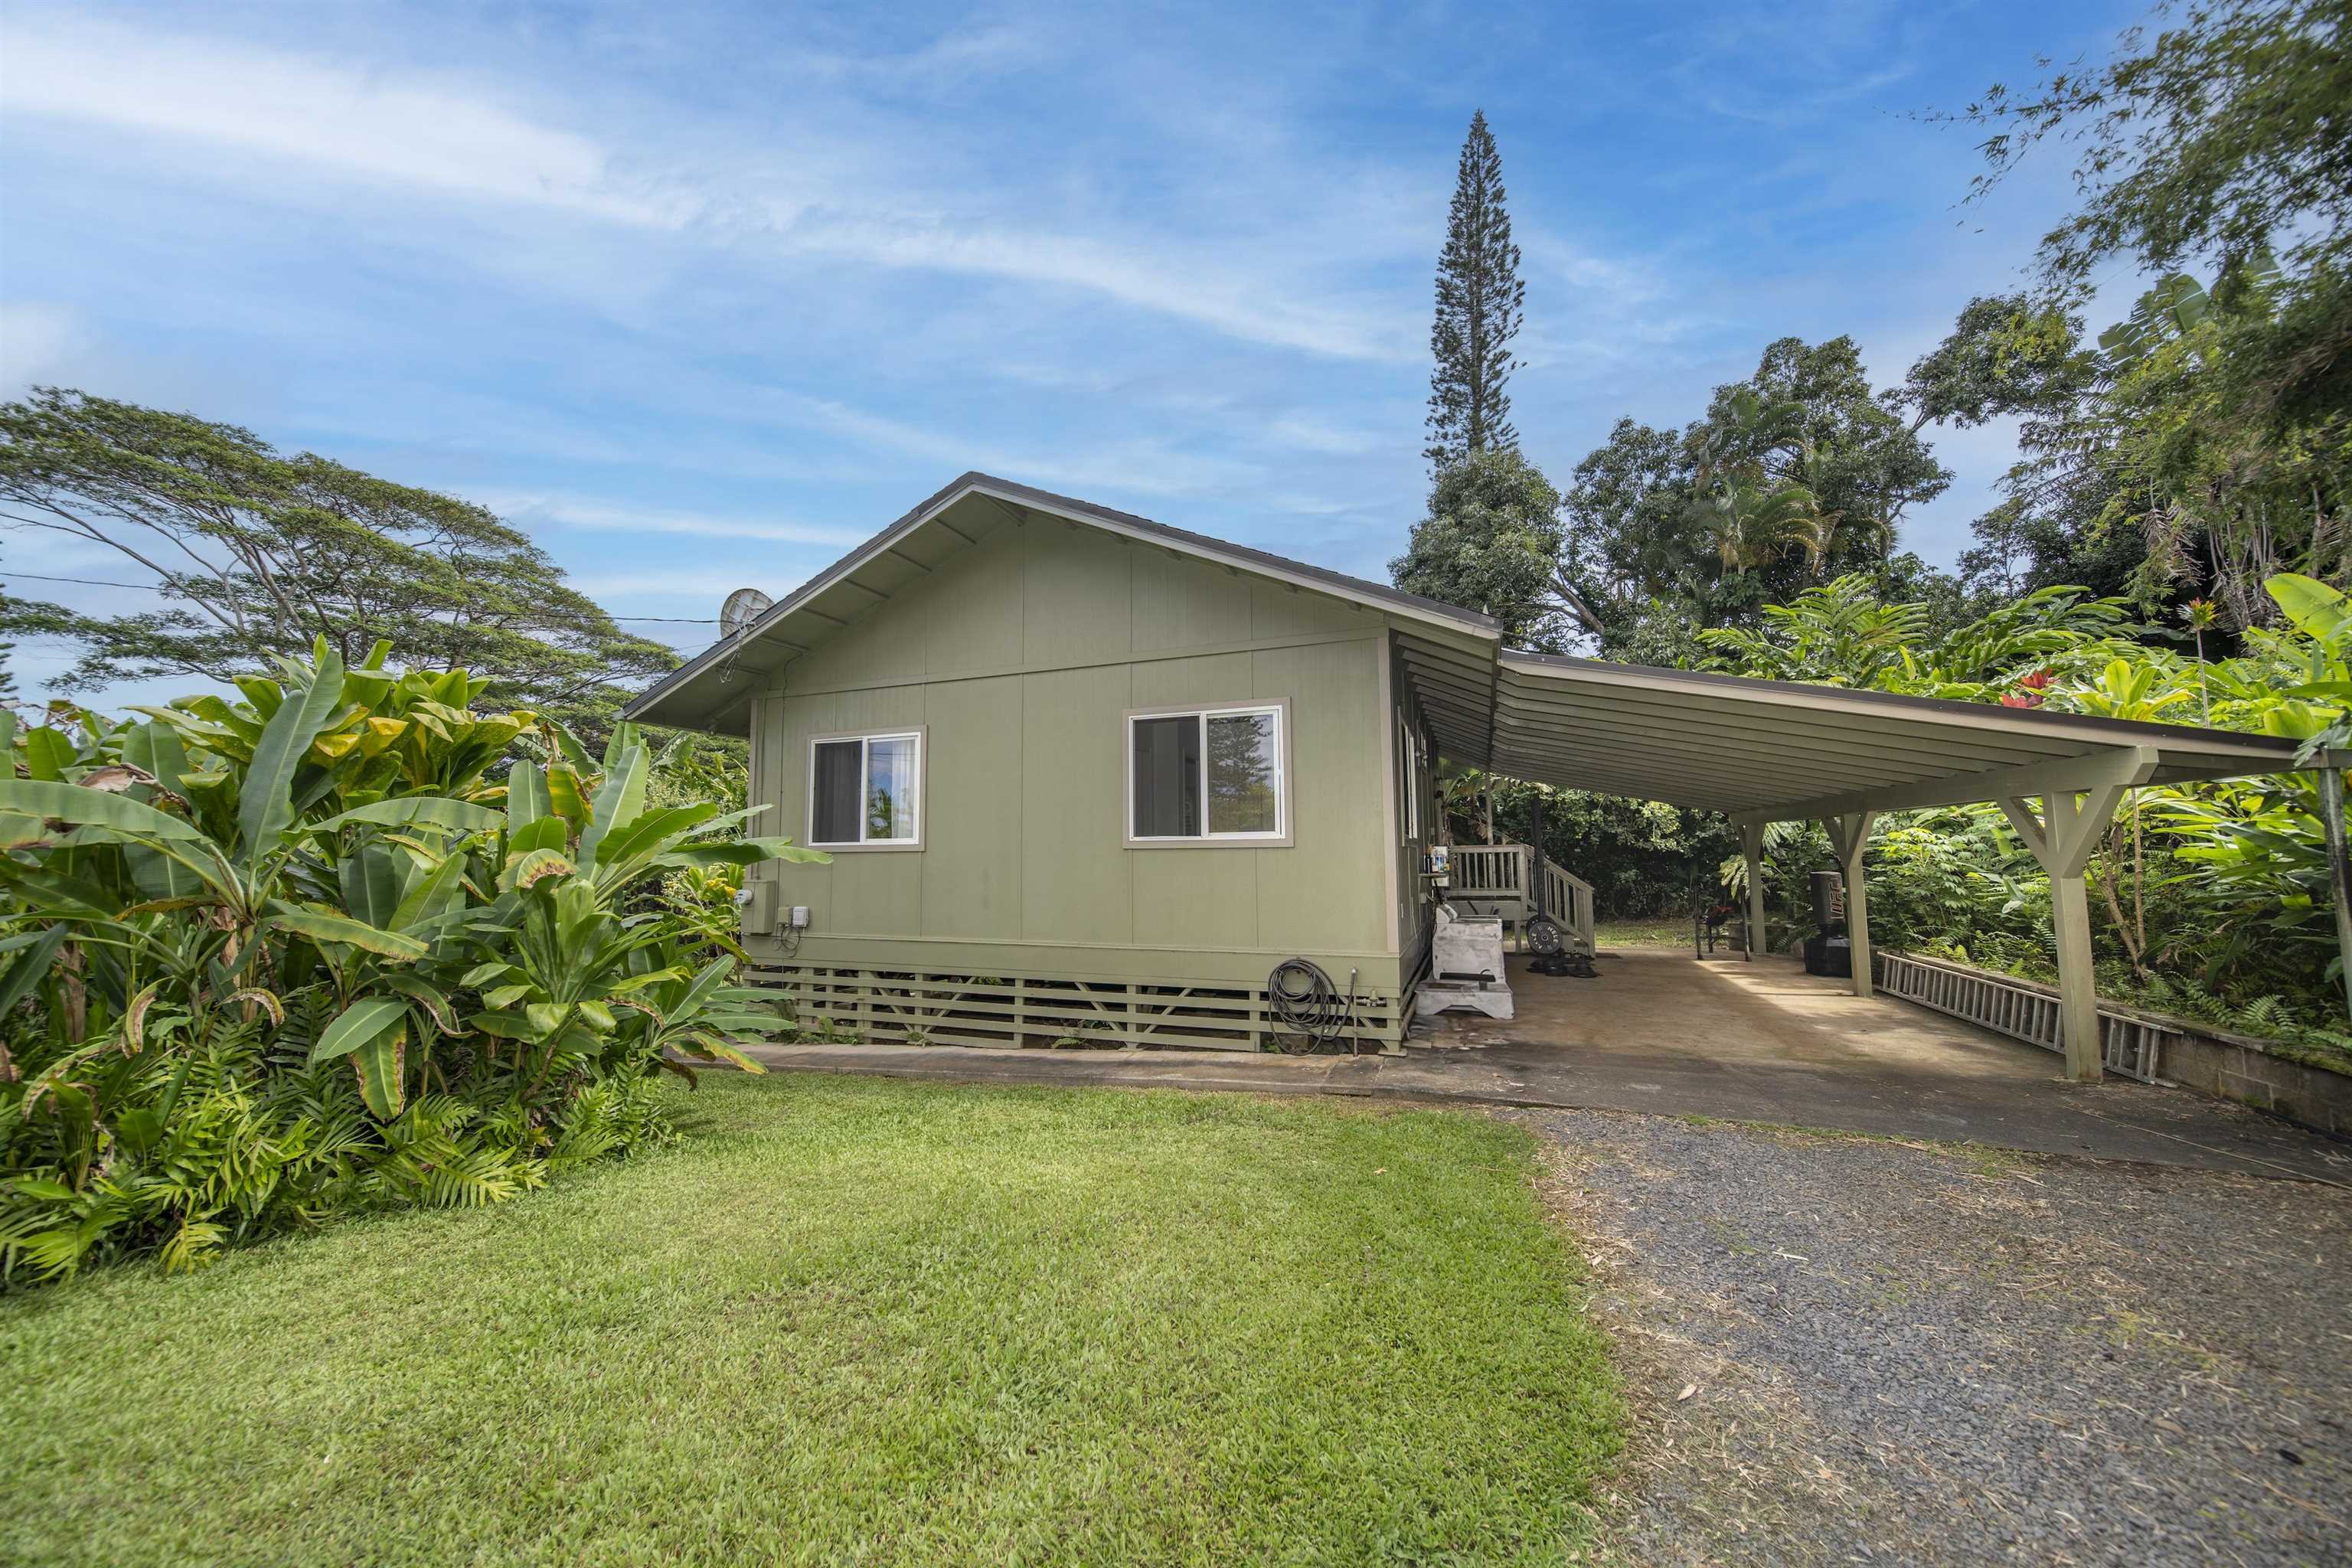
1397 643 2331 1082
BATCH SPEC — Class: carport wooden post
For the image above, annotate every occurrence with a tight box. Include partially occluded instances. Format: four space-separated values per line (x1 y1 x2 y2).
1821 812 1876 998
1740 822 1766 962
1999 786 2128 1082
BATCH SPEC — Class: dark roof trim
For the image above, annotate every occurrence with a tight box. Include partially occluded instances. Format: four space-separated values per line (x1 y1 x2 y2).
624 472 1500 724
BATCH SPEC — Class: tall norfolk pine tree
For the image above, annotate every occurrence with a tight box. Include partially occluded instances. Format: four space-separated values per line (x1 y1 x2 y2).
1426 112 1526 472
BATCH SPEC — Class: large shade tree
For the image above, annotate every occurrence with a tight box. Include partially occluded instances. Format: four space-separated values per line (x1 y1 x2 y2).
1924 0 2352 629
0 390 678 715
1557 337 1953 652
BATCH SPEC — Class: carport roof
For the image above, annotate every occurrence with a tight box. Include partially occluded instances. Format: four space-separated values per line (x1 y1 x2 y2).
1402 644 2315 824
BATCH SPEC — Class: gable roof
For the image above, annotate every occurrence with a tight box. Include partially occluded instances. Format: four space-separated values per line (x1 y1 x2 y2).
622 472 1500 732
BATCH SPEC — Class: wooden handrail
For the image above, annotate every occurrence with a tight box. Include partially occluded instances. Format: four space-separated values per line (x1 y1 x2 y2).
1442 845 1596 956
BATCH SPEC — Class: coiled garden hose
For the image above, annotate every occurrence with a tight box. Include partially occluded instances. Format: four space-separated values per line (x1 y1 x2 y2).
1266 958 1361 1056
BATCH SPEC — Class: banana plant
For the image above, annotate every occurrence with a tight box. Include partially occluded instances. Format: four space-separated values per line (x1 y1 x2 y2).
439 742 826 1096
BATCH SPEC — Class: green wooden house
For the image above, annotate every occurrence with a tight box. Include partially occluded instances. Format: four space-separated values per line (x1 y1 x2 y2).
626 472 1496 1050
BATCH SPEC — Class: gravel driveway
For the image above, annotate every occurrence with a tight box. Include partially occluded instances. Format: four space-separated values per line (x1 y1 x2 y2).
1513 1109 2352 1566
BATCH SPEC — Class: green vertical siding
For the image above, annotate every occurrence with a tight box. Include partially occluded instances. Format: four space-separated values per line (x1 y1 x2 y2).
753 523 1400 989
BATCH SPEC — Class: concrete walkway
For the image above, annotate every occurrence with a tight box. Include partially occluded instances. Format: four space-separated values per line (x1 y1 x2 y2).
742 949 2352 1184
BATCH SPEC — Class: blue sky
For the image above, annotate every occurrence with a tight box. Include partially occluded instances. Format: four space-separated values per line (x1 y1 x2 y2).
2 0 2145 705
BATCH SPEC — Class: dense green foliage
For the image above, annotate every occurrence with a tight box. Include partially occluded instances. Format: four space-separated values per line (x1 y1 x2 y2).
0 643 818 1282
0 1076 1623 1567
0 390 680 719
1425 110 1525 472
1558 337 1956 652
1390 449 1570 648
1933 0 2350 629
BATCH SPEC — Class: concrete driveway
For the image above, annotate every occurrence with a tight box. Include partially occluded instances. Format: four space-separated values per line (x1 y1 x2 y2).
743 948 2351 1184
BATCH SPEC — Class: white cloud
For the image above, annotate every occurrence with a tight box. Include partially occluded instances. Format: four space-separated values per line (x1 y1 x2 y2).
1264 415 1382 456
481 492 868 548
782 396 1259 499
775 215 1411 361
0 15 1415 361
0 302 86 386
2 18 681 226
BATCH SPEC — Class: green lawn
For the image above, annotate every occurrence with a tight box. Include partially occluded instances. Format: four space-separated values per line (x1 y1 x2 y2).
0 1076 1623 1567
1593 916 1700 949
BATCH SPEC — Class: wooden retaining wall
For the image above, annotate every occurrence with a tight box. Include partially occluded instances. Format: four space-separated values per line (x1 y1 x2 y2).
1877 949 2352 1136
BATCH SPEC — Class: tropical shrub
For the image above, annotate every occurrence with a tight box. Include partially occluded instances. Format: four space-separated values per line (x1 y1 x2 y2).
1690 571 2352 1068
0 642 822 1282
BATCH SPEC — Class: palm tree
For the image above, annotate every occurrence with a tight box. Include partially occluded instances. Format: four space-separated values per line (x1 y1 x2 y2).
1706 483 1820 575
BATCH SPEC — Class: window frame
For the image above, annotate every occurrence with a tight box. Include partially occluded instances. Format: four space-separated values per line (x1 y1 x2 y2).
805 726 926 851
1122 699 1292 849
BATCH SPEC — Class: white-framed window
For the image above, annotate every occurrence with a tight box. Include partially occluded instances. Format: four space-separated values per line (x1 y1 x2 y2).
1125 702 1289 845
808 728 923 850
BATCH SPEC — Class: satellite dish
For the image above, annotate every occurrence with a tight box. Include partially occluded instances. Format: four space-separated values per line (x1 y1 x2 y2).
719 588 773 638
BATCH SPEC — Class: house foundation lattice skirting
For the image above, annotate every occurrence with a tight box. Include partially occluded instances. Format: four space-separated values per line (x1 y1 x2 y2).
748 962 1410 1054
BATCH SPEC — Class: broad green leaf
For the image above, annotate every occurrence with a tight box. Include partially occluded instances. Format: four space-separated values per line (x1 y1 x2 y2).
237 645 348 869
544 765 589 828
606 966 684 994
506 760 548 834
267 906 430 962
652 838 830 871
119 722 204 900
2268 573 2352 646
499 846 575 893
232 674 286 720
314 796 504 836
390 851 469 932
588 801 722 872
460 960 519 988
673 956 737 1021
549 720 597 773
0 926 70 1018
352 1024 407 1119
22 727 76 781
0 779 207 840
468 1010 544 1040
678 1034 766 1073
577 743 649 872
306 995 409 1065
0 858 126 920
508 814 569 856
381 974 463 1034
339 844 407 931
481 982 535 1010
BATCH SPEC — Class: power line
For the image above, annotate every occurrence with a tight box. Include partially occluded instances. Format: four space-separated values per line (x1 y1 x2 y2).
3 570 162 591
2 570 718 622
